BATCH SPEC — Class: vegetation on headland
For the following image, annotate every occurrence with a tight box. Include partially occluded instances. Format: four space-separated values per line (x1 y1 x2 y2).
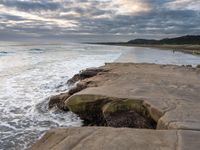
90 35 200 55
127 35 200 45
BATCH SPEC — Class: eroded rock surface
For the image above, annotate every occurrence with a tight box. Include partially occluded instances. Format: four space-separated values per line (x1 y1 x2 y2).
29 127 200 150
64 63 200 130
49 63 200 129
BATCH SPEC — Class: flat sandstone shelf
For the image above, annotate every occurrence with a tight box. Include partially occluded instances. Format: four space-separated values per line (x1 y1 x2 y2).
29 63 200 150
29 127 200 150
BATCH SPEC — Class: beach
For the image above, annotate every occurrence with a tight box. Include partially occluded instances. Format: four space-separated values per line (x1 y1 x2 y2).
120 44 200 55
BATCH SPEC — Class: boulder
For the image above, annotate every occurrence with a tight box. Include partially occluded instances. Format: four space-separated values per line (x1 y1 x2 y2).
48 93 69 111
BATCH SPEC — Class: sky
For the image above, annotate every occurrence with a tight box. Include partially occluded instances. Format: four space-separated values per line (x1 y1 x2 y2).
0 0 200 42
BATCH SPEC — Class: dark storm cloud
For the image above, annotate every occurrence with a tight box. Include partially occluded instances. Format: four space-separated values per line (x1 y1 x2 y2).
0 0 199 42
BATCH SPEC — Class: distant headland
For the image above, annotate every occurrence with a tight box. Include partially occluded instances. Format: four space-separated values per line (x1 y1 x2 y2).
89 35 200 54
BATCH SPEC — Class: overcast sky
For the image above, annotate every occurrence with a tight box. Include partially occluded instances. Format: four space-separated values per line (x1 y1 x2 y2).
0 0 200 42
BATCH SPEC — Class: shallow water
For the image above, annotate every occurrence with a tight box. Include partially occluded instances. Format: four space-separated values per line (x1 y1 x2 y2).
116 46 200 66
0 43 199 150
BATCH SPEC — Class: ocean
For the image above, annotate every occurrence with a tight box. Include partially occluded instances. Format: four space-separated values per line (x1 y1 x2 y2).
0 42 199 150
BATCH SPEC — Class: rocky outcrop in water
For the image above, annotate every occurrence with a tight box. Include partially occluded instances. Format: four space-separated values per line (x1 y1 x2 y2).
32 63 200 150
49 65 156 128
48 67 103 110
48 63 200 130
48 93 69 111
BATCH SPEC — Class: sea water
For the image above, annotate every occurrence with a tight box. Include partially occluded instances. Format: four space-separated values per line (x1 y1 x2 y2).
0 42 199 150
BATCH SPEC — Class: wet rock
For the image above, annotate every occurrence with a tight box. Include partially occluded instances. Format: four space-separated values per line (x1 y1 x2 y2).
48 93 69 111
67 74 80 85
68 82 87 95
79 68 105 77
196 64 200 68
49 81 92 111
49 81 91 111
67 67 106 85
48 95 60 109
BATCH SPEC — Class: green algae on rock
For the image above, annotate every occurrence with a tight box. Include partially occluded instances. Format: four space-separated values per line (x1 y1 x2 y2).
65 94 157 128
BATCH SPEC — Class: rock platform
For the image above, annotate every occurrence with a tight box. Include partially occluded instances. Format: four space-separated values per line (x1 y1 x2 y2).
29 63 200 150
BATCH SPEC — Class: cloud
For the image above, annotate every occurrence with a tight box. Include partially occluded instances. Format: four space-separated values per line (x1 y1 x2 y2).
165 0 200 11
0 4 78 28
111 0 152 15
0 0 61 11
0 0 199 42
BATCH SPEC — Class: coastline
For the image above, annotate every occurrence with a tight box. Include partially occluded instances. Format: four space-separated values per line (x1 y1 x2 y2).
90 43 200 55
125 44 200 55
29 61 200 150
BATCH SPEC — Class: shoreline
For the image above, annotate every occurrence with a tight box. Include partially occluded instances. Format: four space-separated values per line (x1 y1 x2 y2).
29 62 200 150
90 43 200 55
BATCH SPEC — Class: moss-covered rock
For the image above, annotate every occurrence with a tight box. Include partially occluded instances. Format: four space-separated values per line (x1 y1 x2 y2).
102 99 144 114
66 95 157 128
65 95 112 125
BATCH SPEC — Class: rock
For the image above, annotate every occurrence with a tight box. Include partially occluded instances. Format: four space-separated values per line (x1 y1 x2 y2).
66 95 156 128
67 74 80 85
79 68 105 78
30 63 200 150
197 64 200 68
67 68 107 85
65 95 111 125
48 95 61 109
49 81 93 111
48 93 69 111
68 82 88 95
102 100 156 128
65 63 200 130
29 127 200 150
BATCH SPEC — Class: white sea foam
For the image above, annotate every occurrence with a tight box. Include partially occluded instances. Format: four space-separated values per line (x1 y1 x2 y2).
0 43 121 150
